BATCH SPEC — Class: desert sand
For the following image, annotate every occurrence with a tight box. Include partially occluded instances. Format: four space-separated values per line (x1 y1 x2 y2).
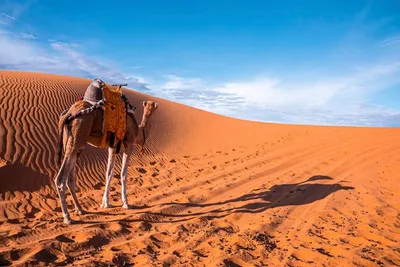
0 70 399 266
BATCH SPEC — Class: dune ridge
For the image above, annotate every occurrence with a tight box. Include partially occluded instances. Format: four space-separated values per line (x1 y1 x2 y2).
0 70 399 266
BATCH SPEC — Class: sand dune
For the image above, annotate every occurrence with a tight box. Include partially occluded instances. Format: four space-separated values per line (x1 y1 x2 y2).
0 70 399 266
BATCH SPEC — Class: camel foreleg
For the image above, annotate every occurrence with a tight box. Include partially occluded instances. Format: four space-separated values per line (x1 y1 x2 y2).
121 144 133 209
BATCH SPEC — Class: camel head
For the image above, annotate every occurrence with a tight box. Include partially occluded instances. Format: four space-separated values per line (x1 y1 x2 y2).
139 100 158 127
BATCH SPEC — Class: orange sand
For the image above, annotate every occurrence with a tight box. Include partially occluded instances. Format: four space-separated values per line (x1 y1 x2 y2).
0 70 399 266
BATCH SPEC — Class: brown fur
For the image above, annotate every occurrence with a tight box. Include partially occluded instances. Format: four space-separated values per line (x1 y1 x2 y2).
57 101 95 164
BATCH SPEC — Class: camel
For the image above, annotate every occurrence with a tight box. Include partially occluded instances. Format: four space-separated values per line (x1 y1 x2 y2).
55 89 158 224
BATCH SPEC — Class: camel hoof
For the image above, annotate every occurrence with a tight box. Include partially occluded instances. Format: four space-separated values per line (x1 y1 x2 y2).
100 203 111 209
122 203 131 209
75 209 86 215
63 218 74 225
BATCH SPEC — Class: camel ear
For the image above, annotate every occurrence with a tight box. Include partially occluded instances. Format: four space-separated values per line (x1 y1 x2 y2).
154 103 158 109
143 101 146 107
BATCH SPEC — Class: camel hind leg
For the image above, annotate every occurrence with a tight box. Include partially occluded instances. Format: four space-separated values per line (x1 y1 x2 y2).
67 162 86 215
54 151 78 224
55 107 95 223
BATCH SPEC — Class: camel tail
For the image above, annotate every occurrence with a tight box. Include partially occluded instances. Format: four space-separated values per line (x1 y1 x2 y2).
57 110 70 165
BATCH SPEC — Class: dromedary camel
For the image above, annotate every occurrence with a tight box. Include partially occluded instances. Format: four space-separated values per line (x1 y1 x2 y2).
55 84 158 224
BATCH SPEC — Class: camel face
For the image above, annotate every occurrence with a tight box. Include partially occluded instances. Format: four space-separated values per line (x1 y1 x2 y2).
143 100 158 111
141 101 158 127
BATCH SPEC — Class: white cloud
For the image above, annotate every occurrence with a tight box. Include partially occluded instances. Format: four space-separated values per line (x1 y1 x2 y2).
162 75 204 91
0 29 44 67
0 23 152 93
155 61 400 127
155 74 247 112
48 41 153 92
216 62 400 108
0 9 152 95
20 32 35 39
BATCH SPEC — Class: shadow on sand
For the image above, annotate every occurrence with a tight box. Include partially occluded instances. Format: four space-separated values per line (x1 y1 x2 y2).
139 175 355 222
63 175 354 225
0 163 50 195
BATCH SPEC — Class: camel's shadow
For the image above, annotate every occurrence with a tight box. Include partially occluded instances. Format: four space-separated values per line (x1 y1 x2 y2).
137 175 355 222
68 175 354 225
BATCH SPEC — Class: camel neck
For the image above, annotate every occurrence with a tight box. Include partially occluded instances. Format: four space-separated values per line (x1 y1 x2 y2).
140 114 152 128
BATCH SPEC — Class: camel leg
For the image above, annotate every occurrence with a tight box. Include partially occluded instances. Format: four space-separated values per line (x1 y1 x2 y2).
54 152 77 224
100 147 116 208
121 144 133 209
67 164 86 215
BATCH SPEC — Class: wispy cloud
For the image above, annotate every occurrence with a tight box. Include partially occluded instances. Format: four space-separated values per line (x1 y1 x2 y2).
1 13 15 21
0 0 35 21
380 35 400 47
20 32 35 39
157 75 245 111
48 41 153 92
0 6 151 93
0 13 16 25
162 75 204 92
156 60 400 127
0 18 152 93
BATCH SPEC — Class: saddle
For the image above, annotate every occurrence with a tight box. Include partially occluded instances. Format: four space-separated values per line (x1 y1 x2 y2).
83 78 129 149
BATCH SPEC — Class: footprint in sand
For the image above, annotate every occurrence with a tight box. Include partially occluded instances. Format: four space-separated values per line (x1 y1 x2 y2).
55 234 74 243
223 259 242 267
136 167 147 174
139 221 152 232
34 248 58 263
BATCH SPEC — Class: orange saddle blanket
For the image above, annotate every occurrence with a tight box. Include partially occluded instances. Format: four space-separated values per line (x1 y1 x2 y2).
99 84 127 148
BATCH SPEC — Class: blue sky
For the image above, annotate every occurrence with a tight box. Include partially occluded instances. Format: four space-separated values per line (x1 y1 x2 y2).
1 0 400 126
